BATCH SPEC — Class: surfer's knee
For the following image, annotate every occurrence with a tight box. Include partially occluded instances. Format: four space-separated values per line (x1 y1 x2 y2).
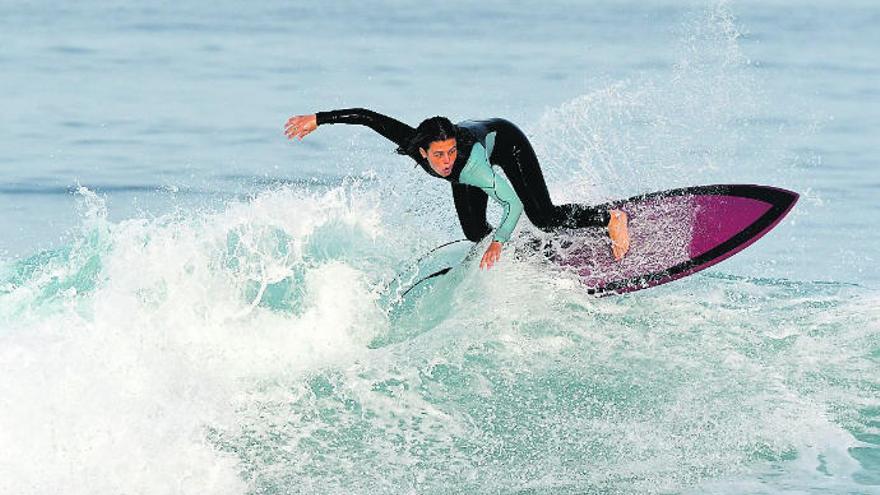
529 214 557 231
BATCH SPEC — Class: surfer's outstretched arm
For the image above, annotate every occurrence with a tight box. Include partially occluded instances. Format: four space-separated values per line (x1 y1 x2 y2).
285 108 415 152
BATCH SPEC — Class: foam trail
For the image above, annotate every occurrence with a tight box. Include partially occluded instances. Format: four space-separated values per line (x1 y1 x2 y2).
0 185 392 495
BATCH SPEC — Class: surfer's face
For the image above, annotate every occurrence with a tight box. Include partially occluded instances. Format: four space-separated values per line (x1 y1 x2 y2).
419 138 457 177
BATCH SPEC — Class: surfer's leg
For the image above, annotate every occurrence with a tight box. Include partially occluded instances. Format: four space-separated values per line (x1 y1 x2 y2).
553 203 612 229
452 183 492 242
486 119 611 230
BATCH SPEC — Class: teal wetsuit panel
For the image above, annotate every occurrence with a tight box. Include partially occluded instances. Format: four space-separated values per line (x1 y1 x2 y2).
458 133 524 243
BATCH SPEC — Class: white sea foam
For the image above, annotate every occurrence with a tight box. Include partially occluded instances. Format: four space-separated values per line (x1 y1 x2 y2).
0 186 390 495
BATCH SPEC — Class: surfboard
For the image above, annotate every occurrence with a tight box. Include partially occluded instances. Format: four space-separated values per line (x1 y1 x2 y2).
549 184 799 295
394 184 798 297
382 239 473 302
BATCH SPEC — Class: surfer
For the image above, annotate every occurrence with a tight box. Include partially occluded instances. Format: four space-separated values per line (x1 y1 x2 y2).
284 108 630 269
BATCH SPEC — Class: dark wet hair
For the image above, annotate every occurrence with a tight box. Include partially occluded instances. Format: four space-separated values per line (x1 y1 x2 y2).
397 116 458 157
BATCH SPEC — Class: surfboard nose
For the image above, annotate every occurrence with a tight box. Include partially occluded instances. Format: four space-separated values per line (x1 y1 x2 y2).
689 184 798 261
767 186 799 213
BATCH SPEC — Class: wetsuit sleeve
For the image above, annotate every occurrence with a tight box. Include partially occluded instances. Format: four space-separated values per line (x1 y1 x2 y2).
458 143 524 243
315 108 415 150
487 173 524 243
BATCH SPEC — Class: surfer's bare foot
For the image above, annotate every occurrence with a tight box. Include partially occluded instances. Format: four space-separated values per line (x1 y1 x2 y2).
608 209 630 261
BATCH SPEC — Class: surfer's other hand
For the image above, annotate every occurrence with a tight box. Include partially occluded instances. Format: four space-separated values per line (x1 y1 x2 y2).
285 114 318 140
480 241 502 270
608 209 630 261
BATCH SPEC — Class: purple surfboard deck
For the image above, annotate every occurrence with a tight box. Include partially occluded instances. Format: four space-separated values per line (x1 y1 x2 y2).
551 184 798 295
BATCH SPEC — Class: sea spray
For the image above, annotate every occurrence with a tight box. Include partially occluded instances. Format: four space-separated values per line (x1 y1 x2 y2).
0 185 392 495
531 2 776 204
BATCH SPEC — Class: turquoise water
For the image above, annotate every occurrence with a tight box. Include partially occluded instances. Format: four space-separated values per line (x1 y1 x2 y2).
1 1 878 494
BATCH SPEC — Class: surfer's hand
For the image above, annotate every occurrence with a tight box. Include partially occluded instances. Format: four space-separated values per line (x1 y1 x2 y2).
608 209 630 261
480 241 502 270
285 114 318 140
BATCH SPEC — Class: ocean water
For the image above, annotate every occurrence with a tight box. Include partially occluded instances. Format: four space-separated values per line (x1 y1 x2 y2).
1 1 878 494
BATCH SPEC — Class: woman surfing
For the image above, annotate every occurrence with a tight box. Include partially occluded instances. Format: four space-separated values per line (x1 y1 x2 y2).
284 108 630 269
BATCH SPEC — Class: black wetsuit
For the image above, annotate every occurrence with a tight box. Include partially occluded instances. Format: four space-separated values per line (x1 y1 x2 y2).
316 108 610 243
